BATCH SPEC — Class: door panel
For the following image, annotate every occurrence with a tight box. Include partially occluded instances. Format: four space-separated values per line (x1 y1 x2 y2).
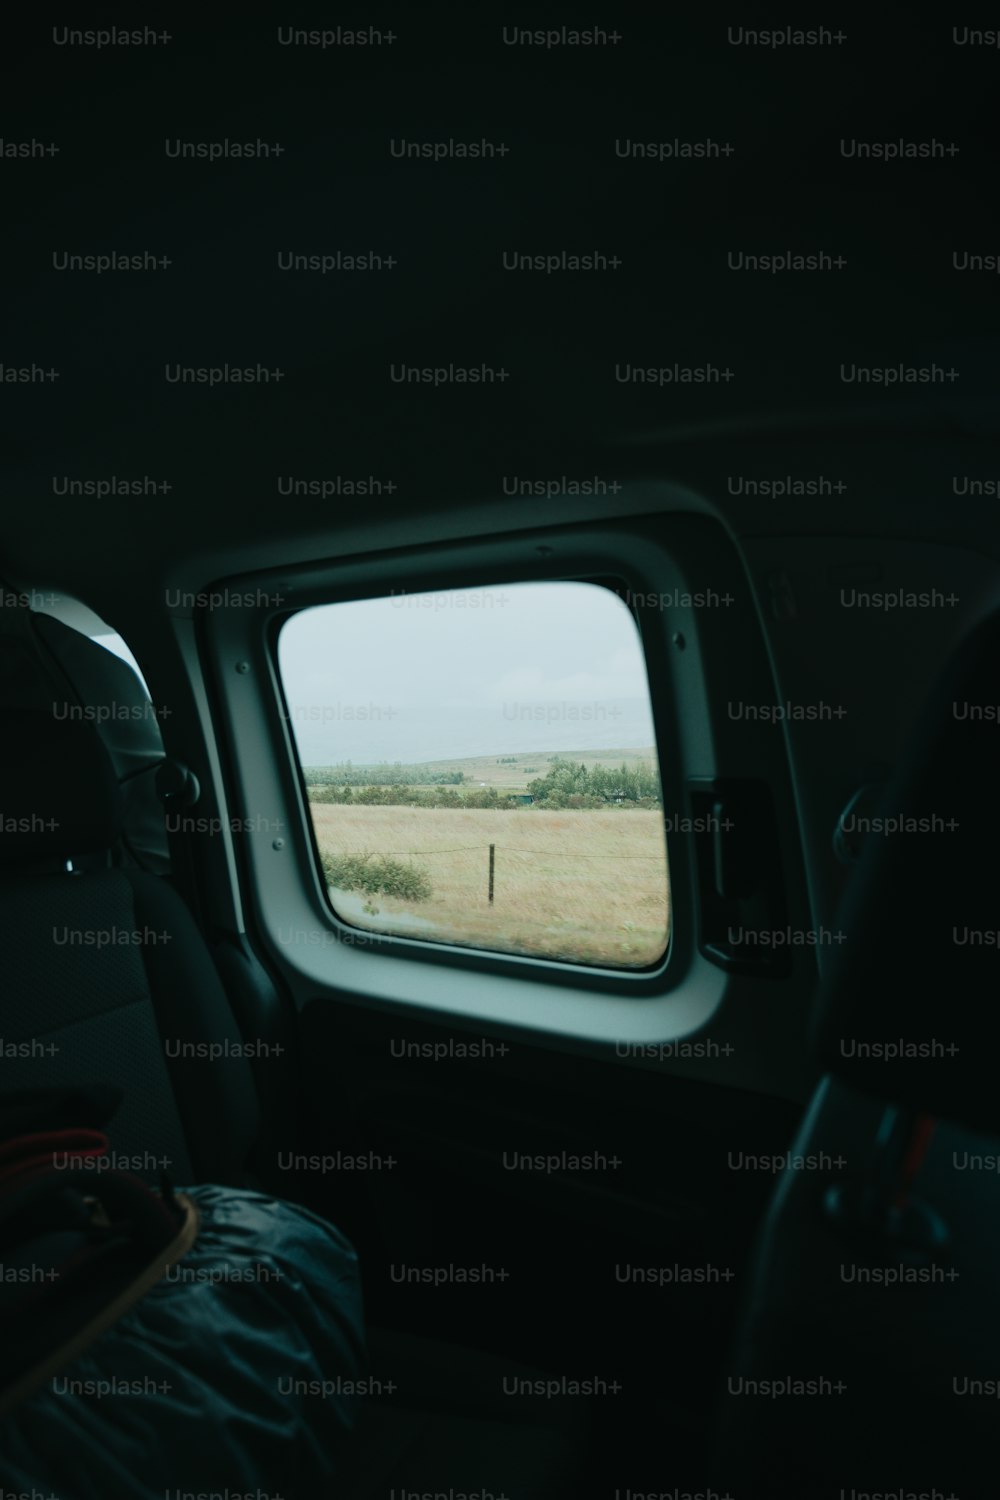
293 999 802 1411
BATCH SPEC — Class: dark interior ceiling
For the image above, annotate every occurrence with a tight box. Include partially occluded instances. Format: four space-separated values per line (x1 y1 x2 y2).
2 12 999 606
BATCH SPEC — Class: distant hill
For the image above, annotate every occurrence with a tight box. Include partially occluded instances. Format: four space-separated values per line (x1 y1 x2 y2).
304 747 658 791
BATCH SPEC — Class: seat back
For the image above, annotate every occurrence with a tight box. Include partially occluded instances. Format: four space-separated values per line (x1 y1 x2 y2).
0 708 260 1185
715 605 1000 1495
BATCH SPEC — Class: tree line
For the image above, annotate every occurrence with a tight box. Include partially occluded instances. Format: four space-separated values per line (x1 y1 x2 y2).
308 757 661 809
312 784 508 809
303 761 466 787
526 757 661 807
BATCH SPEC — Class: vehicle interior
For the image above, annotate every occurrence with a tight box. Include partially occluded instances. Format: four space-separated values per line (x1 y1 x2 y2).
2 15 998 1499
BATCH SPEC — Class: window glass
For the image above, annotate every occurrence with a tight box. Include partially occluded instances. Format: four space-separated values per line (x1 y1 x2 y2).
278 581 669 969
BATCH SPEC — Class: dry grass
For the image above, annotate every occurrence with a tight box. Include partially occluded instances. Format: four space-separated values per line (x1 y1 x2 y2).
309 802 670 968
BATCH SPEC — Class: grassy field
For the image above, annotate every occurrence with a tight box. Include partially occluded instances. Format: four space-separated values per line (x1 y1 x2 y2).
309 801 669 968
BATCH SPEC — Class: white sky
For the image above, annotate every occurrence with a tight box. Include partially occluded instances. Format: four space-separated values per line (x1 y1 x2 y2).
278 580 658 765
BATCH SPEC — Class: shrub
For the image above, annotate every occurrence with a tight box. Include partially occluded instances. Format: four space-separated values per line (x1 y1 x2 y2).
321 850 433 902
423 788 462 808
461 787 505 809
310 784 354 804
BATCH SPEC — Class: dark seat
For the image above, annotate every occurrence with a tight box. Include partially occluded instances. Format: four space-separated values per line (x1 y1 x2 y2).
0 704 588 1496
0 606 170 873
0 707 260 1185
715 605 1000 1497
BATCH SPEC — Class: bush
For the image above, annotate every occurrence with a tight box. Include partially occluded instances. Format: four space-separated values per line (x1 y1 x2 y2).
321 850 433 902
349 785 417 806
310 784 354 804
462 787 506 809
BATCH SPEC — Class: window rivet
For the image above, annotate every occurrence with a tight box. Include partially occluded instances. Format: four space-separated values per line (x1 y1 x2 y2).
272 838 285 851
672 632 686 650
235 660 250 674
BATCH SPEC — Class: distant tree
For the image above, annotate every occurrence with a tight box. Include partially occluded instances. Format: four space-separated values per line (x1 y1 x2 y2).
526 756 661 807
305 762 465 788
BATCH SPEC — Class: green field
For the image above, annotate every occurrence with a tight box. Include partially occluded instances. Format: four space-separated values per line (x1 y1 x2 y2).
308 794 670 969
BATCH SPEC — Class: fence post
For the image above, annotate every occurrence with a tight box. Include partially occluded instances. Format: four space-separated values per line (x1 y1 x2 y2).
488 843 495 905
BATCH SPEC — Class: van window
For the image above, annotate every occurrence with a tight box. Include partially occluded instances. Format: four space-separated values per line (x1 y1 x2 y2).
278 581 669 969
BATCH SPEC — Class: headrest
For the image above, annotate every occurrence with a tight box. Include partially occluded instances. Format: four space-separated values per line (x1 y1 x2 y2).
814 605 1000 1135
29 613 169 873
0 707 123 865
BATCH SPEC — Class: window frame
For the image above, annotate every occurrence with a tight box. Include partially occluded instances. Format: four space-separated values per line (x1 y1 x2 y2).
201 519 732 1045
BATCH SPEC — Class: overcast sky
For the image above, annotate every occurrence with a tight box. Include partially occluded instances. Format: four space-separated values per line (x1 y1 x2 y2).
277 581 658 765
